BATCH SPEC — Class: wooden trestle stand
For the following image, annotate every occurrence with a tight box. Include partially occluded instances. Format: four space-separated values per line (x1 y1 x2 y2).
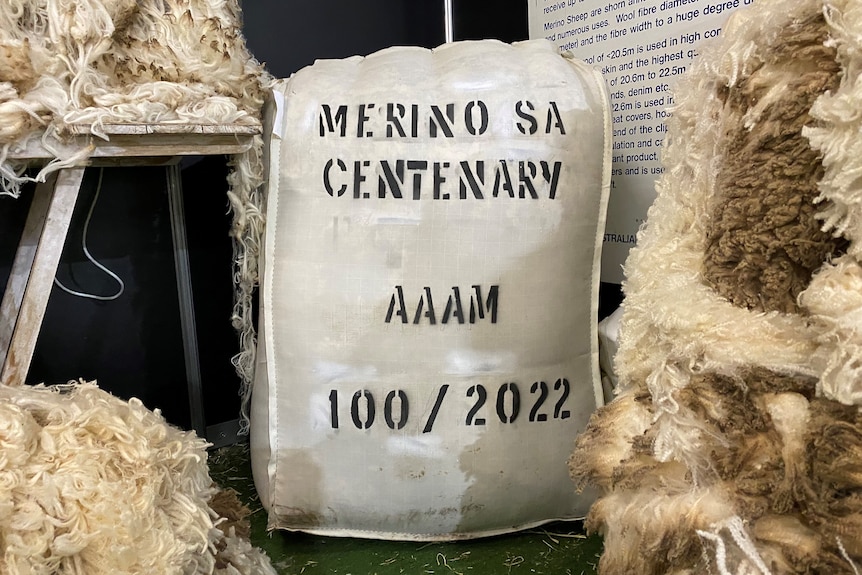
0 123 259 441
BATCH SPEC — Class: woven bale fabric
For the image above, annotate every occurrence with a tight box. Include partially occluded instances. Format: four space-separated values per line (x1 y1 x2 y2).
250 39 611 540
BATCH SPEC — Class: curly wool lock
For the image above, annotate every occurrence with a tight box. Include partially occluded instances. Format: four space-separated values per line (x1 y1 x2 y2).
0 381 275 575
571 0 862 573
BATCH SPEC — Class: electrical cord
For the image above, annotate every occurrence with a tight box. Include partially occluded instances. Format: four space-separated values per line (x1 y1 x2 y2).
53 168 125 301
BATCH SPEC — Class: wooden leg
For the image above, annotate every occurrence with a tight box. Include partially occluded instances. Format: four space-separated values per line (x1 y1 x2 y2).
166 164 207 438
0 167 86 386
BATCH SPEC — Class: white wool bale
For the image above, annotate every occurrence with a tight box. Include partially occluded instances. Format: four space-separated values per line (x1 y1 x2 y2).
251 39 610 539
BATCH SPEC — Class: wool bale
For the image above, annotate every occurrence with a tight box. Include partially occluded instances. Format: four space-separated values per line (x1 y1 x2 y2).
571 0 862 572
0 381 275 575
251 39 610 540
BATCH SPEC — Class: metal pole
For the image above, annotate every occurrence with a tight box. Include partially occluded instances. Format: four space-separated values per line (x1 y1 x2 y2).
444 0 454 43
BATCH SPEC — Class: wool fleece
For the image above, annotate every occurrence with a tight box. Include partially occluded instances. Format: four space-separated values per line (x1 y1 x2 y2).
0 381 276 575
571 0 862 573
0 0 265 193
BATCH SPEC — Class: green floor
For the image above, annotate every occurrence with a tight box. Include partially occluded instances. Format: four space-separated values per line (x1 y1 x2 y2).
209 444 603 575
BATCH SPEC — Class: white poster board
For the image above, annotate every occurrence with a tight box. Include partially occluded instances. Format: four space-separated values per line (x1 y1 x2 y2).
529 0 747 283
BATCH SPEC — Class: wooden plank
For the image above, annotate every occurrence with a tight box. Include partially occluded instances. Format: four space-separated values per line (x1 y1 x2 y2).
86 133 258 157
1 167 86 387
65 123 261 136
0 178 56 359
7 123 261 163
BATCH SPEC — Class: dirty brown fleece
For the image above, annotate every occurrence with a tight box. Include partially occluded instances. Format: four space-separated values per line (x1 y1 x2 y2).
702 12 847 315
